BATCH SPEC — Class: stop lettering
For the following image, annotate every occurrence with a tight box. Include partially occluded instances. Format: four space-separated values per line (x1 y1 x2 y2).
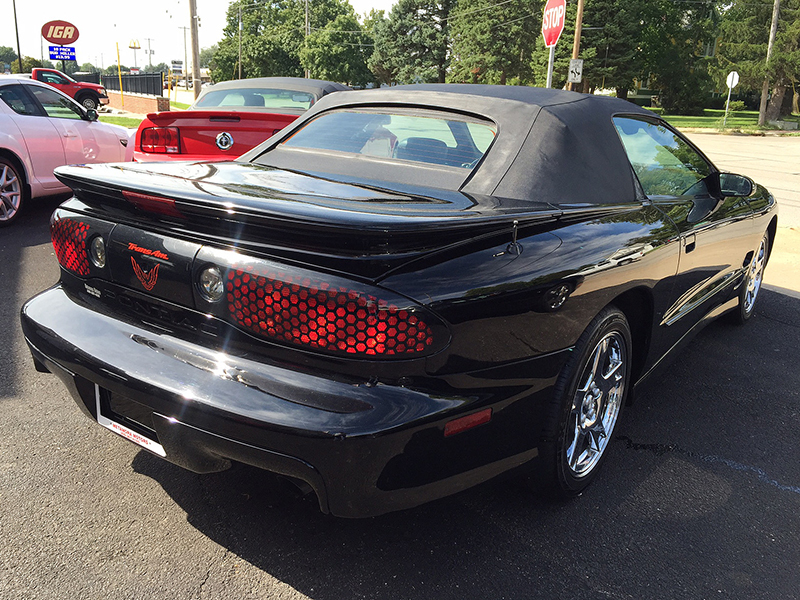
541 0 567 48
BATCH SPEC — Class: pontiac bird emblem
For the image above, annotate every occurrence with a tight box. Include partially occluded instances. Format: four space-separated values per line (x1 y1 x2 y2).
216 132 234 151
131 257 160 291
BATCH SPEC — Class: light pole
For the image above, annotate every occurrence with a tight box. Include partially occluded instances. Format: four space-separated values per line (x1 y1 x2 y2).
144 38 154 67
12 0 23 73
178 26 190 90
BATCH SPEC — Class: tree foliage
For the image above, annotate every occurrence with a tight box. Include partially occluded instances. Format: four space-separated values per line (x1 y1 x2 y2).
370 0 453 84
212 0 366 82
714 0 800 118
0 46 18 67
300 13 373 85
448 0 539 85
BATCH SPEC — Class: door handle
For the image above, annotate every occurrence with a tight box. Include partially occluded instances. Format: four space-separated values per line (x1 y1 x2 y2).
684 232 696 253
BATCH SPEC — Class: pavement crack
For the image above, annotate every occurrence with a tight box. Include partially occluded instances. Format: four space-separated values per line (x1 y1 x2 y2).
617 435 800 496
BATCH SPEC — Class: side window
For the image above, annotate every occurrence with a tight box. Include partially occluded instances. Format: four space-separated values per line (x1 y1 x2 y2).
40 72 67 84
613 117 712 197
0 85 39 116
28 86 84 120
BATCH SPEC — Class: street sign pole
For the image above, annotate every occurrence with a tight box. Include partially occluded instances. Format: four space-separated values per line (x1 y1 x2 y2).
546 46 556 89
541 0 566 89
723 71 740 129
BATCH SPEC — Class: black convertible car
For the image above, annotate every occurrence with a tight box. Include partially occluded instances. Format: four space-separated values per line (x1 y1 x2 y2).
21 85 777 517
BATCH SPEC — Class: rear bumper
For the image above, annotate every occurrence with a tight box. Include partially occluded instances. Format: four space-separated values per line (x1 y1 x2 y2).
21 285 564 517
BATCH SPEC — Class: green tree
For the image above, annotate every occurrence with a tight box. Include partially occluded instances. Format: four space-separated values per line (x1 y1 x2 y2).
370 0 453 84
212 0 354 82
581 0 648 96
641 0 717 114
300 14 373 85
0 46 17 67
448 0 539 85
714 0 800 119
79 62 99 73
143 62 169 74
11 56 43 73
199 44 218 69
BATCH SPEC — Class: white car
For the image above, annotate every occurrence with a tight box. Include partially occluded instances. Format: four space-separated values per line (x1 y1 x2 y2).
0 77 132 226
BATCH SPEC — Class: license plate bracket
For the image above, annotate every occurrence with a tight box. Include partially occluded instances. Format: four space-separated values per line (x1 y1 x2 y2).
94 384 166 457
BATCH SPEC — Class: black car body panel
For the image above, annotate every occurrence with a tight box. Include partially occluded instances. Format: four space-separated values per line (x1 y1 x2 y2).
22 85 778 516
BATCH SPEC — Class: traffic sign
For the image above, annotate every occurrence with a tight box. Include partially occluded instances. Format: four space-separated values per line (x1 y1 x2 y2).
41 20 79 45
726 71 740 89
49 46 76 62
541 0 567 48
568 59 584 84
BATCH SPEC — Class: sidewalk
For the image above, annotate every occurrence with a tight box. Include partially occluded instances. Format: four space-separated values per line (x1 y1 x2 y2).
764 226 800 299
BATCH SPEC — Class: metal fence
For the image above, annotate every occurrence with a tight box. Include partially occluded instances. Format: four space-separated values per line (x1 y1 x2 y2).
72 72 100 84
101 73 164 97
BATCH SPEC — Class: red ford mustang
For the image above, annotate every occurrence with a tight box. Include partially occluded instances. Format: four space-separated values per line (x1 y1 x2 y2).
133 77 350 162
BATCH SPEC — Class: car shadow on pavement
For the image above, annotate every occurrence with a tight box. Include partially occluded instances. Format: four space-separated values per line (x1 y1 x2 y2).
0 194 65 400
129 289 800 600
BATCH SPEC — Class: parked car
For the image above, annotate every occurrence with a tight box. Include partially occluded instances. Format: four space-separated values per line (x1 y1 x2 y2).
0 77 132 226
30 68 109 110
133 77 350 162
22 85 777 517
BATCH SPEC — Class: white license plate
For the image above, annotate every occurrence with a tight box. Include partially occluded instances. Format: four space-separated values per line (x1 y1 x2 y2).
94 385 166 457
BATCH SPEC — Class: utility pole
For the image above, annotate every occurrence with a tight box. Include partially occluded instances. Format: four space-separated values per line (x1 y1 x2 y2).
189 0 201 100
178 26 190 90
758 0 780 126
239 5 243 79
12 0 23 73
568 0 585 92
305 0 310 78
144 38 155 67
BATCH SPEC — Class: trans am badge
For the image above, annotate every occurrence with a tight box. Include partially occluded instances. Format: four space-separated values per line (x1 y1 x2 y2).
131 257 160 291
216 132 234 151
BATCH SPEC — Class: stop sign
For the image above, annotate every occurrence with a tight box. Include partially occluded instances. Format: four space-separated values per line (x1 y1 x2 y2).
541 0 567 48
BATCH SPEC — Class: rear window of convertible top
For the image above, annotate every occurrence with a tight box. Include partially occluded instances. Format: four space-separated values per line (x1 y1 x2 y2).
280 109 497 169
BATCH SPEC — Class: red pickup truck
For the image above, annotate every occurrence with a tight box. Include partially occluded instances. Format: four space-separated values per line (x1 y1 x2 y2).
30 68 109 110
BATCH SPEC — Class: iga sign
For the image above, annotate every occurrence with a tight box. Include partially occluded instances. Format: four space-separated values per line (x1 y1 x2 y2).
541 0 566 48
41 20 80 45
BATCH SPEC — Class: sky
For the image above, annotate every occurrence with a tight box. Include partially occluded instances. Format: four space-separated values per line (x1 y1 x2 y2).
2 0 396 71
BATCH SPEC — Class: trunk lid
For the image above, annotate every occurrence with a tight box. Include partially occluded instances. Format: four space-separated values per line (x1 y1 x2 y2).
143 111 298 158
53 161 611 279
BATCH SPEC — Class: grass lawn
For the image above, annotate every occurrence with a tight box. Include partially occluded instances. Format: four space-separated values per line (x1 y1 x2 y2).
644 107 800 130
98 115 144 128
170 101 191 110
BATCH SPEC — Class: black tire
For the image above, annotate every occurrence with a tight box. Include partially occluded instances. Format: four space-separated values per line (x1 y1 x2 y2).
0 156 26 226
730 230 770 325
537 306 632 497
79 95 99 111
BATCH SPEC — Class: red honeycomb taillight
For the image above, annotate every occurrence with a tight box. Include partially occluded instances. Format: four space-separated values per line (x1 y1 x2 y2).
140 127 180 154
223 264 438 357
51 216 90 276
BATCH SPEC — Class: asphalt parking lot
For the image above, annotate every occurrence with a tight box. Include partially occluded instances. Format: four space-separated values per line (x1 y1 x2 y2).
2 139 799 599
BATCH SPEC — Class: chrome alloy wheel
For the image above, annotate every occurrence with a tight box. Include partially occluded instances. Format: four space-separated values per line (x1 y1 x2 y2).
0 162 22 223
565 331 626 477
743 236 767 315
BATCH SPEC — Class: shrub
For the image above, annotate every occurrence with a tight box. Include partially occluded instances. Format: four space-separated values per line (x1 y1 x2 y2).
728 100 746 112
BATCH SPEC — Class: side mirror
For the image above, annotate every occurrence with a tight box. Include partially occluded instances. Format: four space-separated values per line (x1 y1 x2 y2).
718 172 753 197
85 108 99 122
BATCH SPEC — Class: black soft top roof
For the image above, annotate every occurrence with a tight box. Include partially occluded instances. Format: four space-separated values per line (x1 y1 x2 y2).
244 84 658 205
200 77 350 96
